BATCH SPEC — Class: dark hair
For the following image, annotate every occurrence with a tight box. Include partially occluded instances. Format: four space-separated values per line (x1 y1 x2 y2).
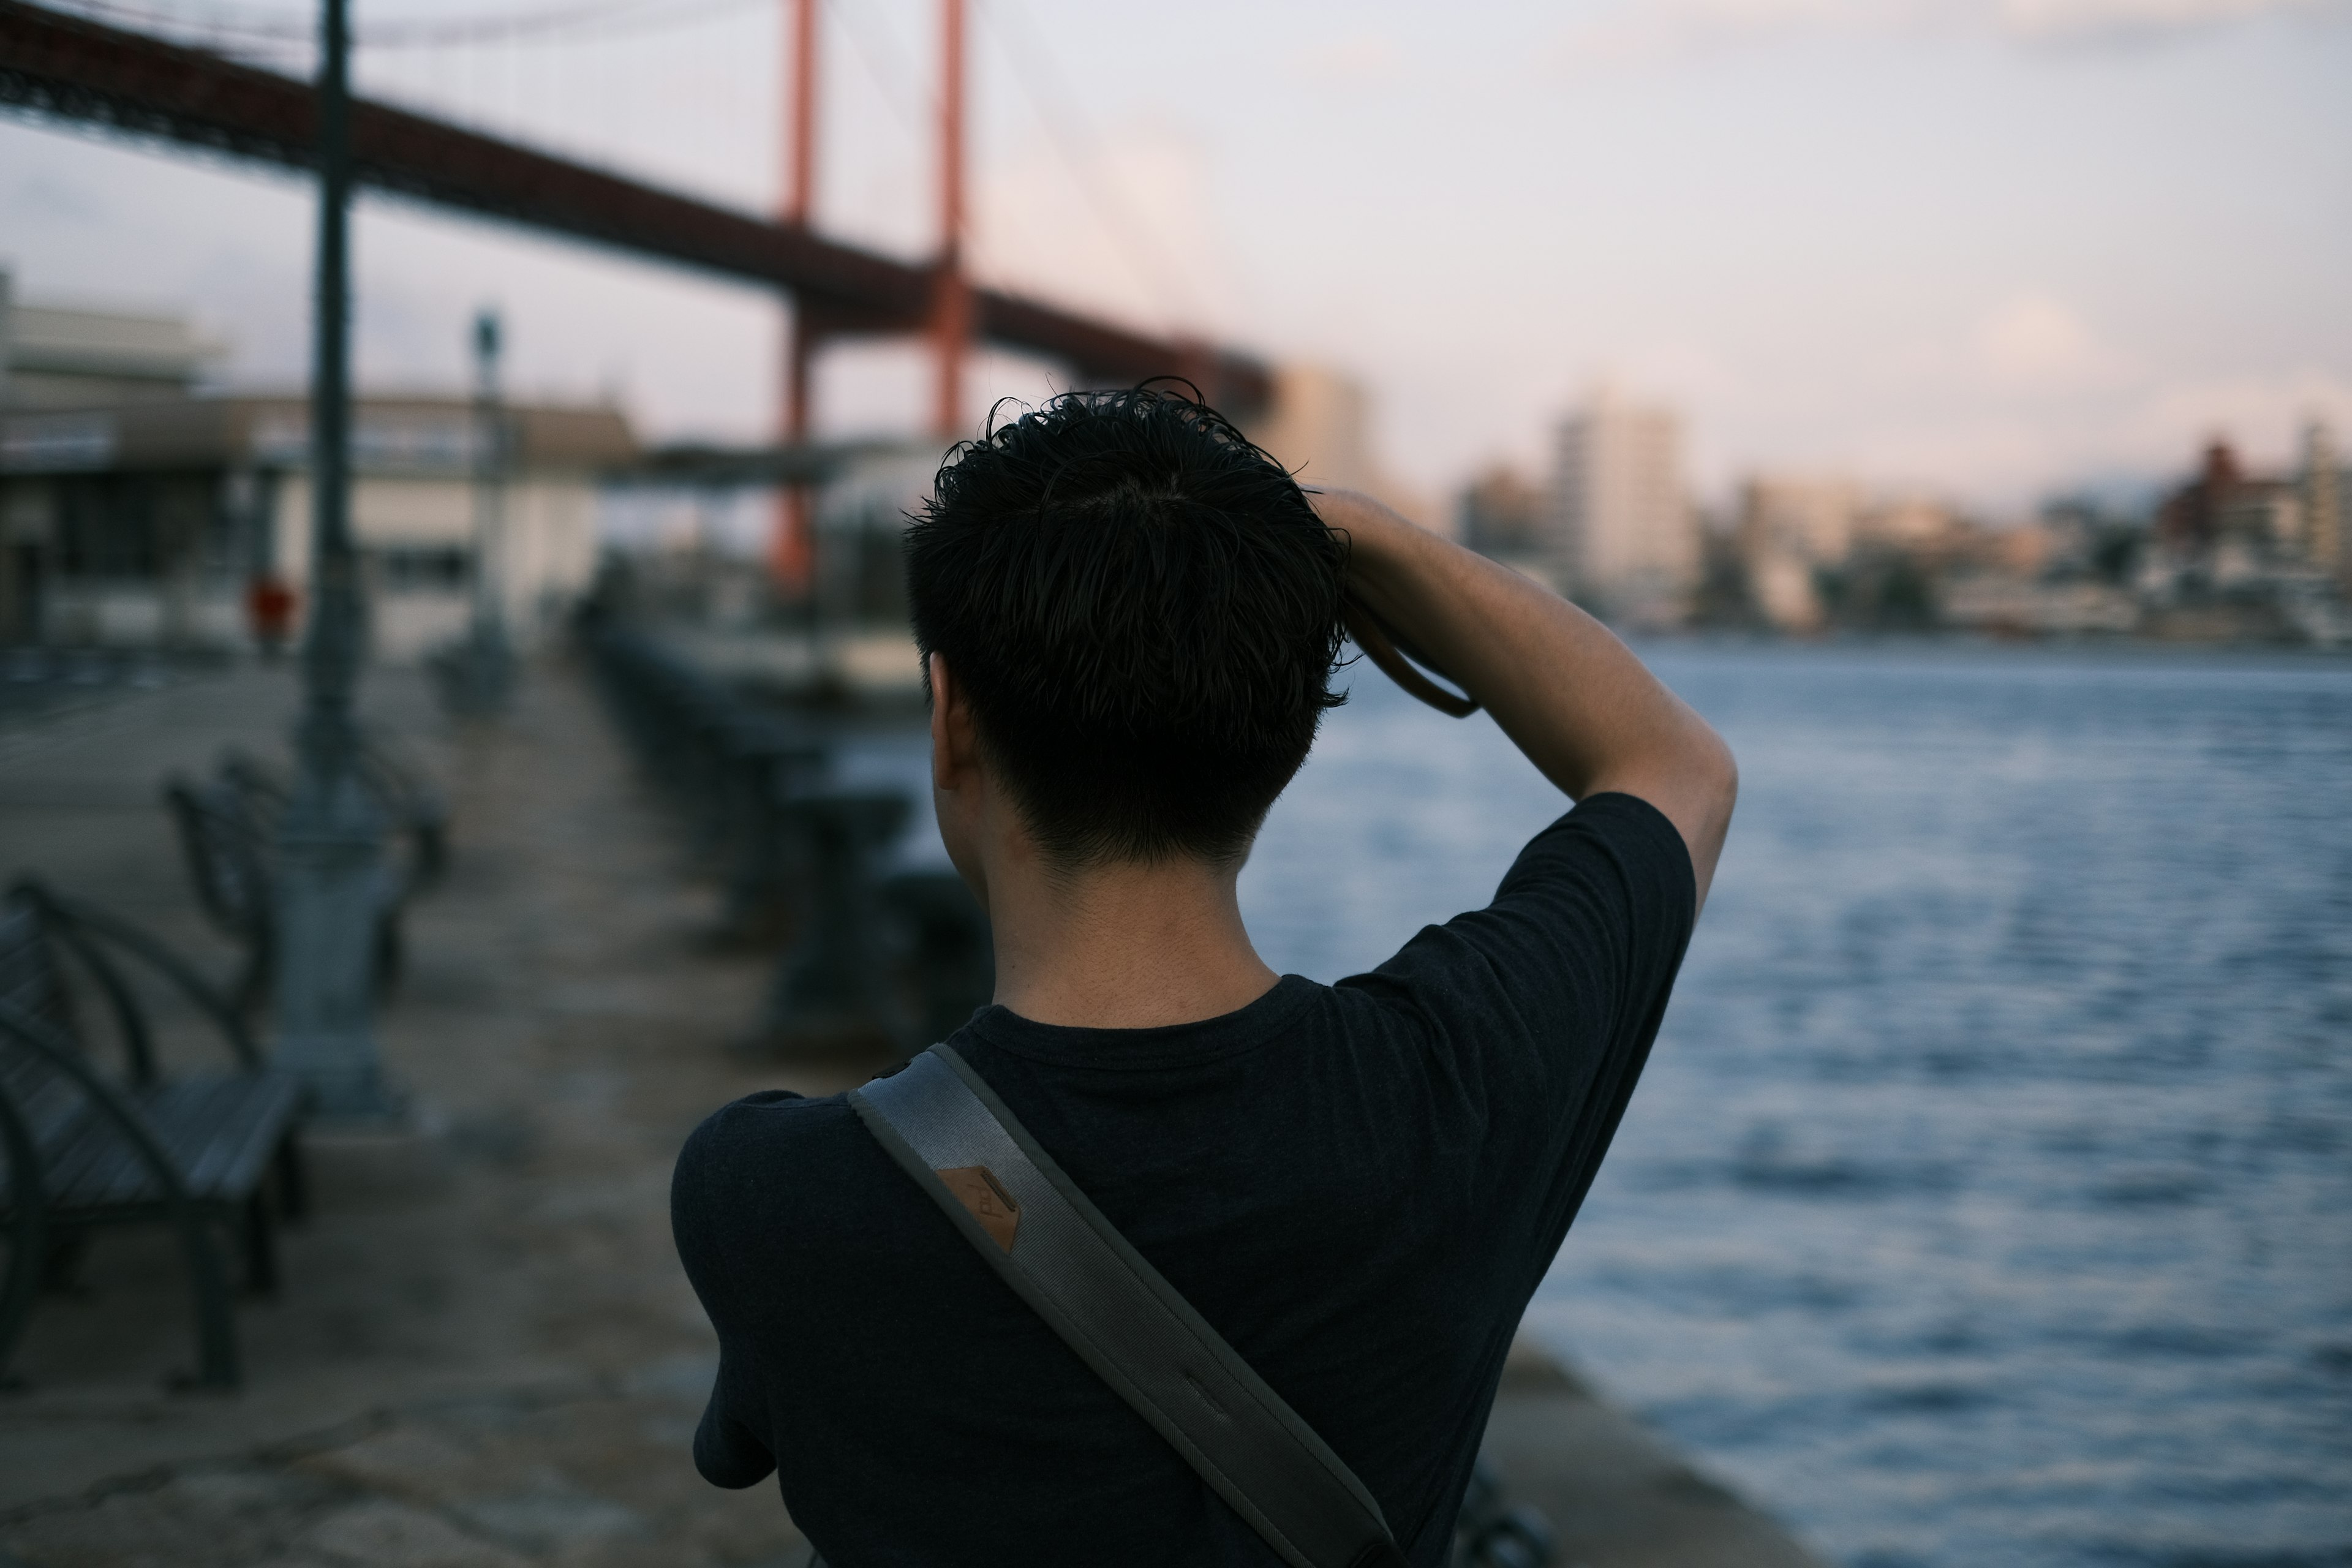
905 384 1348 869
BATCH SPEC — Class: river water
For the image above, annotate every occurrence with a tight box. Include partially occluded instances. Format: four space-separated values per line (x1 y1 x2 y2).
1238 642 2352 1568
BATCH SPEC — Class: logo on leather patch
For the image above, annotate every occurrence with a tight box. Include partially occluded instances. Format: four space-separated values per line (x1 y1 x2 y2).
937 1165 1020 1253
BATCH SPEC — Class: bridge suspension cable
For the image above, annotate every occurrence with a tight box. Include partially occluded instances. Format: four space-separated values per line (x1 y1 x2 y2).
976 0 1202 329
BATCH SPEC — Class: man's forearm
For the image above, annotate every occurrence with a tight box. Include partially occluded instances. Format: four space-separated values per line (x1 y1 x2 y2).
1310 488 1736 905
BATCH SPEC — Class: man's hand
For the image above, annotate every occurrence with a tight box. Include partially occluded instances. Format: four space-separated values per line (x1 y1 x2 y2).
1311 488 1737 910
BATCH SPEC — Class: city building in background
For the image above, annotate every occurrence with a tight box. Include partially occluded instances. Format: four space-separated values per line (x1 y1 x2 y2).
1735 473 1864 633
1548 387 1697 626
9 275 2345 657
1456 464 1546 565
2128 428 2351 641
1695 420 2350 643
1247 364 1440 534
1730 475 1962 633
2304 422 2344 579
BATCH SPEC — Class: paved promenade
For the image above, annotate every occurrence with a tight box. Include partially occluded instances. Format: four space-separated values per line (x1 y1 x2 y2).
0 654 1822 1568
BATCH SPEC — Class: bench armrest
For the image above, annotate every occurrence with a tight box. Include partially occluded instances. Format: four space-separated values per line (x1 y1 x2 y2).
0 998 198 1208
9 882 261 1075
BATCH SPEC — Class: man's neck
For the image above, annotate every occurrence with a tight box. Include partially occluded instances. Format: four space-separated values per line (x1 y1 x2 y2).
980 850 1279 1030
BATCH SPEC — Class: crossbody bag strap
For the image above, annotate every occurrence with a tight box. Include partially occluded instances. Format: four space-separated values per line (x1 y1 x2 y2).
850 1046 1408 1568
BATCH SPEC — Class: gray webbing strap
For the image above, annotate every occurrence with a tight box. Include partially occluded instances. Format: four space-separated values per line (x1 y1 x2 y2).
850 1046 1405 1568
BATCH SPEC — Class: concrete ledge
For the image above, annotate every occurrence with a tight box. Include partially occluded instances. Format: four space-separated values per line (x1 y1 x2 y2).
1486 1337 1825 1568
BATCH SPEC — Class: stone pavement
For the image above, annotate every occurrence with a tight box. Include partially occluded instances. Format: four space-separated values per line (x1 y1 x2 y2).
0 653 1821 1568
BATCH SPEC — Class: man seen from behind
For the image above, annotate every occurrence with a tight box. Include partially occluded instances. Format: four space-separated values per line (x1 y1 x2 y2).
671 386 1738 1566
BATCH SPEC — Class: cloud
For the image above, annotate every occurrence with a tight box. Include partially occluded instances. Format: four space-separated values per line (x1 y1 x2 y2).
1995 0 2346 43
1554 0 1934 71
1298 34 1410 85
1974 291 2118 386
1551 0 2347 70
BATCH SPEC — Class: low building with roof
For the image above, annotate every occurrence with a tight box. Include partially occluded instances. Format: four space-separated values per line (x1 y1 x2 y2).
0 391 633 660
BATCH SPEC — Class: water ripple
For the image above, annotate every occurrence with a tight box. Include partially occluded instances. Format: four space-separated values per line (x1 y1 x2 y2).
1243 643 2352 1568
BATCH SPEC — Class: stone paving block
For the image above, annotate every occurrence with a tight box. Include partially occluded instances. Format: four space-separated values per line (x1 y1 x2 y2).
297 1500 529 1568
0 1473 307 1568
445 1489 646 1556
295 1427 491 1507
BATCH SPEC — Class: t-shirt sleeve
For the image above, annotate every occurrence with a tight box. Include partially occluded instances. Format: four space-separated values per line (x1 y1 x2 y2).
671 1098 791 1490
1352 791 1697 1274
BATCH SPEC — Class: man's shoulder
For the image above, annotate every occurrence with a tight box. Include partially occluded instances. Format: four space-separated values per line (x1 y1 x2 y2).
672 1088 892 1250
681 1087 859 1161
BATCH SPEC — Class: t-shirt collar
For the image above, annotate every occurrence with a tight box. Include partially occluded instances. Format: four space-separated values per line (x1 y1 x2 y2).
956 973 1320 1071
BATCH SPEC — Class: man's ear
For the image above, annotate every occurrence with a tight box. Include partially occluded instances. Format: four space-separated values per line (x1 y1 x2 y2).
929 652 978 793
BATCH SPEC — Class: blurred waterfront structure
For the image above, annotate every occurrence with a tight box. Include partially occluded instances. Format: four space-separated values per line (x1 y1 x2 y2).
0 273 627 660
0 266 221 407
1548 388 1700 627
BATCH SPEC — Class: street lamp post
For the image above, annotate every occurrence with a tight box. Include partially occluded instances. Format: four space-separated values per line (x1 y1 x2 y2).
273 0 400 1121
440 307 515 714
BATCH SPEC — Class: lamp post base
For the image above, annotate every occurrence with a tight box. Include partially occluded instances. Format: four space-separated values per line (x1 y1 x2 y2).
271 765 405 1125
432 624 517 718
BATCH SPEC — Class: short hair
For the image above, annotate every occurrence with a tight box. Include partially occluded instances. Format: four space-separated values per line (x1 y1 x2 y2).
905 385 1348 870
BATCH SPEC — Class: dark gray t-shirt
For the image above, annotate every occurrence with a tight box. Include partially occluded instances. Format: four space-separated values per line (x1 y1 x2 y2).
671 791 1696 1567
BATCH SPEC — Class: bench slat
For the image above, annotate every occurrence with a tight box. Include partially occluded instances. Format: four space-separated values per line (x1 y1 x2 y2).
4 1073 301 1215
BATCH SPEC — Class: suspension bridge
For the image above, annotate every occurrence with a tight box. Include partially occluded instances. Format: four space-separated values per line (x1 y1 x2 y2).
0 0 1274 582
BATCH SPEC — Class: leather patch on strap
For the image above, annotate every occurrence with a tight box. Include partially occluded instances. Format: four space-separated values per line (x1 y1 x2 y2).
937 1165 1020 1253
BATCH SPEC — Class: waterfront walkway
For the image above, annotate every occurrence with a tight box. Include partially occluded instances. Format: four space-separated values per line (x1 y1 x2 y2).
0 654 1820 1568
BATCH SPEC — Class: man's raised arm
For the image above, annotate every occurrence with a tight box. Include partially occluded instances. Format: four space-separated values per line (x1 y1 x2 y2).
1311 488 1738 909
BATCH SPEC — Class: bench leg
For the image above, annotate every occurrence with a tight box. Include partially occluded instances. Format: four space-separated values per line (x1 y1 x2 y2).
0 1199 42 1390
275 1134 309 1224
241 1193 279 1297
41 1231 91 1292
235 940 273 1022
373 913 404 997
170 1208 239 1390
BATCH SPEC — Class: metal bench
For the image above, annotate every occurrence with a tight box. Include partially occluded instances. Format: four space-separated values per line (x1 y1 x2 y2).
761 795 993 1057
584 625 840 939
584 625 993 1054
162 767 279 1017
224 739 450 893
165 747 431 1018
875 869 993 1049
0 880 307 1389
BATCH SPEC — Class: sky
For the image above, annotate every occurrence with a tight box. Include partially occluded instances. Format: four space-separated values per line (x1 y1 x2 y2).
3 0 2348 515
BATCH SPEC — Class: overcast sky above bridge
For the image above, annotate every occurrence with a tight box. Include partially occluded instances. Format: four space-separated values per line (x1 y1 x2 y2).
3 0 2348 513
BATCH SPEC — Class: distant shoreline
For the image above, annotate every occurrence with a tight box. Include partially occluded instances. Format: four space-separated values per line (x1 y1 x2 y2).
1616 627 2352 662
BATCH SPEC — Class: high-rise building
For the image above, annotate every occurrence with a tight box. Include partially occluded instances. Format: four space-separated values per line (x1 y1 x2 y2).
1739 473 1864 564
1246 364 1439 533
1549 388 1695 619
1457 464 1545 560
2302 421 2345 584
